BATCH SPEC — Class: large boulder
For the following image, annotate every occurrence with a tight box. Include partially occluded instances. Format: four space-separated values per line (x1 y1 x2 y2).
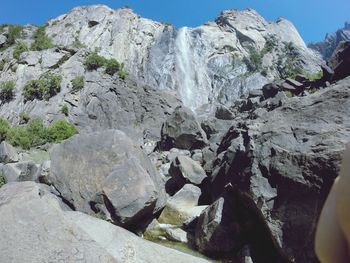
195 186 291 262
0 182 210 263
48 130 166 228
329 41 350 82
210 77 350 262
159 184 207 225
160 106 208 150
169 156 207 190
0 141 19 164
0 161 39 182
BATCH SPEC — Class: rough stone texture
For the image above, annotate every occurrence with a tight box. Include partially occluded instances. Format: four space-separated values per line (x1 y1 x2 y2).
309 21 350 60
0 182 210 263
195 186 291 262
0 6 322 132
329 41 350 82
0 161 39 182
210 77 350 262
262 83 279 99
160 106 208 150
49 130 166 228
169 156 207 189
165 228 188 243
0 141 19 164
159 184 206 225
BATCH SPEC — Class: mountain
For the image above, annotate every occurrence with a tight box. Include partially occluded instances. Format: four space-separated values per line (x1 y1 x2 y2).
0 5 322 117
1 4 350 263
308 21 350 60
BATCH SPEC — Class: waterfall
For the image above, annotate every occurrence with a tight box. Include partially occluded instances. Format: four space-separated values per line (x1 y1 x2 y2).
174 27 209 110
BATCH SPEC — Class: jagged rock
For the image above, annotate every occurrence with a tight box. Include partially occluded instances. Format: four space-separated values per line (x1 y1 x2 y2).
40 48 71 69
169 156 207 191
165 228 188 243
210 77 350 262
166 148 191 163
0 182 210 263
320 64 334 82
160 106 208 150
261 91 287 111
36 160 51 183
195 186 291 262
248 89 263 98
0 34 6 47
191 150 203 164
215 105 234 120
329 41 350 81
0 141 19 163
262 83 280 99
0 161 39 182
309 22 350 60
159 184 206 225
48 130 166 228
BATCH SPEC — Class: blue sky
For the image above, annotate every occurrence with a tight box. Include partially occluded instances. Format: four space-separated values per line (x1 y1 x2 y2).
0 0 349 43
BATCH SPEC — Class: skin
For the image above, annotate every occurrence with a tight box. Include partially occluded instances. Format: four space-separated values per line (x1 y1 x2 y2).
315 144 350 262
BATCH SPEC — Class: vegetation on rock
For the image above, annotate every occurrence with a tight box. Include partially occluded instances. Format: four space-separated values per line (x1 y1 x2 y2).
61 104 68 116
23 72 62 101
84 52 128 79
71 76 85 91
13 41 28 60
31 25 55 51
0 81 15 102
0 117 77 149
0 172 5 188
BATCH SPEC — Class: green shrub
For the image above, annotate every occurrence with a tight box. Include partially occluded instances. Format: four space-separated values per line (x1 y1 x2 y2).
61 104 68 116
65 23 73 28
13 42 28 60
0 118 10 141
6 25 23 47
3 117 77 149
40 72 62 100
46 120 77 143
26 118 47 147
0 172 5 188
0 59 7 71
19 112 30 124
118 63 128 80
118 70 128 80
23 79 45 101
6 126 32 149
306 71 323 81
23 72 62 101
244 47 262 72
71 76 85 91
84 52 107 70
0 81 15 102
105 58 120 76
31 26 55 51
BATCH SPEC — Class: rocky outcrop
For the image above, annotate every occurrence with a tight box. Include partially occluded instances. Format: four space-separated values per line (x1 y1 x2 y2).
48 130 166 228
0 6 322 128
309 21 350 60
0 182 210 263
208 76 350 262
160 106 208 150
0 141 18 163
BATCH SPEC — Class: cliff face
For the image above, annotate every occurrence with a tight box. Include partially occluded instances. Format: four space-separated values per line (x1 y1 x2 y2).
1 5 322 111
309 21 350 60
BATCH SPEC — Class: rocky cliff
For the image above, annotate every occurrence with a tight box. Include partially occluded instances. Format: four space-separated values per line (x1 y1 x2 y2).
309 21 350 60
0 5 322 119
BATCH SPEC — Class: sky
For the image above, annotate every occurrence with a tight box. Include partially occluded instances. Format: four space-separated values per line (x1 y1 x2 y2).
0 0 349 43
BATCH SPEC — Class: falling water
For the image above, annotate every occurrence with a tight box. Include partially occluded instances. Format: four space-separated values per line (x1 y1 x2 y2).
174 27 209 110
